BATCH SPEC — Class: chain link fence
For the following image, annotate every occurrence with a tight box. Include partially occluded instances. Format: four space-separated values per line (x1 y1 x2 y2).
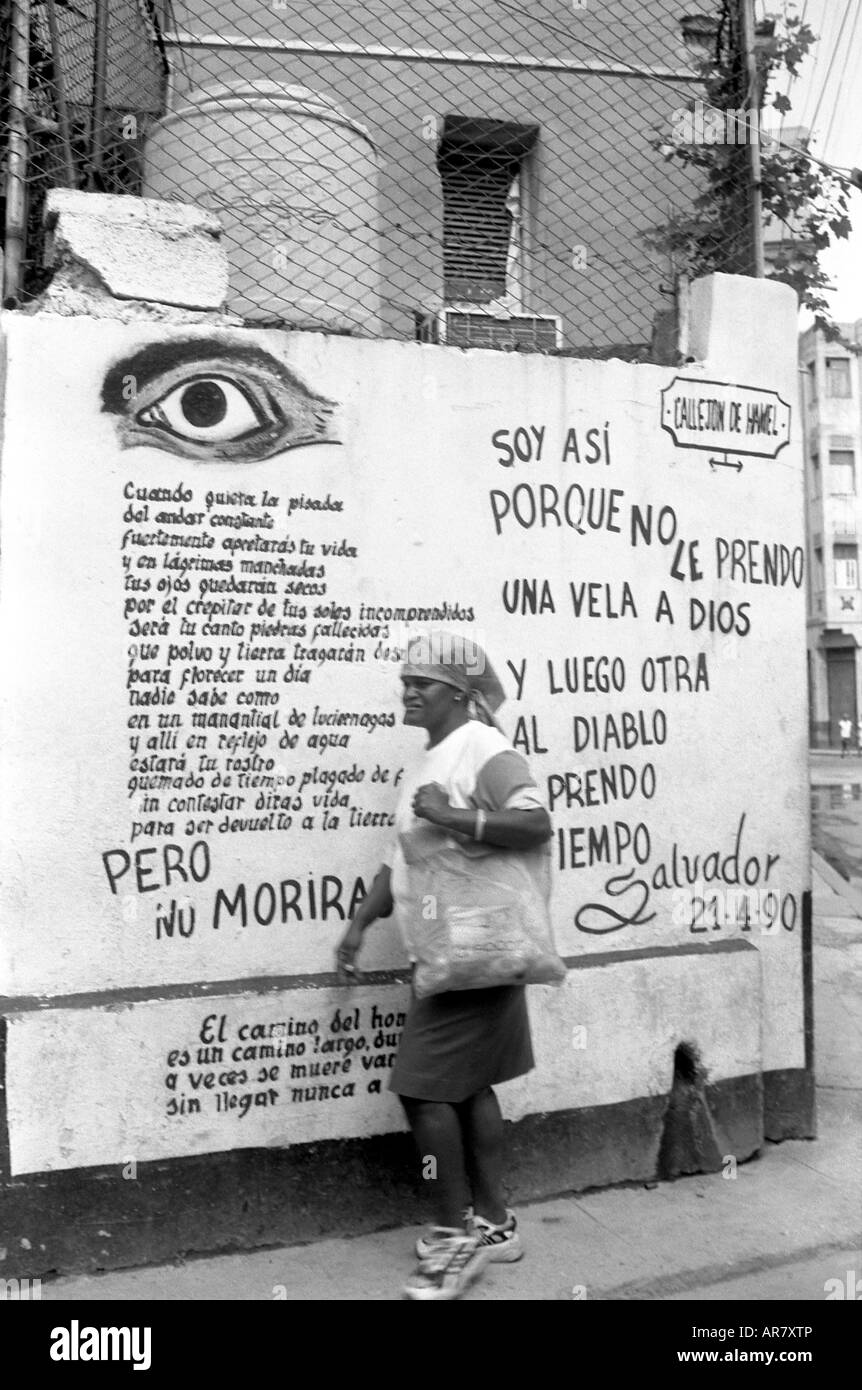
3 1 775 357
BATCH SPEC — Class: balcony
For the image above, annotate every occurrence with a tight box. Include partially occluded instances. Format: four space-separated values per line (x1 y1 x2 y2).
828 501 859 537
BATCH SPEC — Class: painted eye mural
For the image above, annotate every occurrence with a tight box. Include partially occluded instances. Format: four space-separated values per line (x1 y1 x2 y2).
101 338 340 462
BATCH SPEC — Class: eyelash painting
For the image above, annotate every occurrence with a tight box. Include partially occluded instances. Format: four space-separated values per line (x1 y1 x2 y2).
101 338 341 462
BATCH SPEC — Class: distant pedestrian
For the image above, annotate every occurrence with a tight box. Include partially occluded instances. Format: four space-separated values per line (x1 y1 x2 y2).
839 715 853 756
857 717 862 756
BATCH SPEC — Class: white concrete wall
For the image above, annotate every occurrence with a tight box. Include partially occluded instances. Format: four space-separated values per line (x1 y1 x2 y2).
0 275 809 1173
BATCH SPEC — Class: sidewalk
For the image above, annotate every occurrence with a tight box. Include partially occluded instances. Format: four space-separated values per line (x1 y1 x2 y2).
41 845 861 1303
810 753 862 909
810 748 862 783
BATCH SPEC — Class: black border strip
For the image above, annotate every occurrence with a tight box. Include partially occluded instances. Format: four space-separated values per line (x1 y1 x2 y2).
0 1015 10 1177
802 887 814 1072
0 938 755 1014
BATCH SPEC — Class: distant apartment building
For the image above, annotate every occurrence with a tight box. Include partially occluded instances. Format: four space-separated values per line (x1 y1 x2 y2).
799 323 862 746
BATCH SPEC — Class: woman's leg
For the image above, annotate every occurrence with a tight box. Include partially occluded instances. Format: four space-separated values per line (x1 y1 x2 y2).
456 1086 508 1225
400 1097 472 1228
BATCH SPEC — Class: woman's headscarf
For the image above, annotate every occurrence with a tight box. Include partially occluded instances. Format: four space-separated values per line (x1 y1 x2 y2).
401 631 506 730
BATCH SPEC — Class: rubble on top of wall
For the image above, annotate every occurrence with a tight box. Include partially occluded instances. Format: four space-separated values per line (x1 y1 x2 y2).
27 190 242 325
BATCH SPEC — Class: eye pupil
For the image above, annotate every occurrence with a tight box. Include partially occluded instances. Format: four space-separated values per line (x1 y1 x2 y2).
181 380 228 428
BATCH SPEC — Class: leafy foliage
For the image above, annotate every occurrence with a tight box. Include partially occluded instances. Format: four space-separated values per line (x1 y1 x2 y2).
648 2 853 338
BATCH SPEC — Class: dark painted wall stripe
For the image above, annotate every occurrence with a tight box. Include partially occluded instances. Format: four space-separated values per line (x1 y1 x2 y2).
802 887 814 1073
0 938 756 1015
0 1016 10 1178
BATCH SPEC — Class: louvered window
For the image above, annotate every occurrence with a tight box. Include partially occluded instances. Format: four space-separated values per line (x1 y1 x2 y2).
437 118 538 305
826 358 851 398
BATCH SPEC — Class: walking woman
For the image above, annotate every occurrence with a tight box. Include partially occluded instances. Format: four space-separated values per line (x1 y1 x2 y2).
335 635 553 1300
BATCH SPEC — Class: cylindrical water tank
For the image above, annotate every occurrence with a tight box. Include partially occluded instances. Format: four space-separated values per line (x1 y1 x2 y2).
143 81 382 332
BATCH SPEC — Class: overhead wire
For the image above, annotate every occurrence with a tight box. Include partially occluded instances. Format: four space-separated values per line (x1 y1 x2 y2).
822 0 862 156
795 0 825 133
777 0 807 147
806 0 853 139
493 0 700 99
774 0 808 254
491 0 856 181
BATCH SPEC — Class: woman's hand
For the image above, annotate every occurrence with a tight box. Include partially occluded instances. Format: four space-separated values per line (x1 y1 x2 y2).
333 865 393 984
412 781 451 825
335 917 364 984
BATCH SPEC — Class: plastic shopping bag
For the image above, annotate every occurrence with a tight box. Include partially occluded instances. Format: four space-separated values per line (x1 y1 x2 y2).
401 842 567 998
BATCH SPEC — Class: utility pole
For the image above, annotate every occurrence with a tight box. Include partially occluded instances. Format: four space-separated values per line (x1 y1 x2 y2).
740 0 765 277
3 0 30 303
90 0 109 187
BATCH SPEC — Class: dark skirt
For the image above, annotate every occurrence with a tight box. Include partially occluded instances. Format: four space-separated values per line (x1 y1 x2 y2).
389 982 534 1103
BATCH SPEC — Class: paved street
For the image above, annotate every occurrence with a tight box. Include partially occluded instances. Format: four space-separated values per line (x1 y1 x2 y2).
811 751 862 888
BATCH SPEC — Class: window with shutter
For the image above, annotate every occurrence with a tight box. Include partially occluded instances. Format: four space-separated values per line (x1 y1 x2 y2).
826 358 851 397
437 118 539 306
439 155 518 302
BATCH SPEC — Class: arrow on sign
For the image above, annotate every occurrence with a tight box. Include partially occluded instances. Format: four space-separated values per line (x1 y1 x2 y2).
709 454 743 472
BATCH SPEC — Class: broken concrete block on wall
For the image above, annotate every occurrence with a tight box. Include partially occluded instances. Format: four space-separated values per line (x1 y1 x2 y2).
34 190 236 322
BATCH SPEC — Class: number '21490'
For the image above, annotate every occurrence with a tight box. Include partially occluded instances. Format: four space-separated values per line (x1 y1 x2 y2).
673 888 798 934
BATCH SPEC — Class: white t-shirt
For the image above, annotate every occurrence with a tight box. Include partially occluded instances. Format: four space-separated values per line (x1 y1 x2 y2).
839 719 853 739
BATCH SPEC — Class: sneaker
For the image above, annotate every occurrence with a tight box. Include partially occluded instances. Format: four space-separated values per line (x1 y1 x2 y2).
415 1211 473 1261
402 1233 490 1301
471 1209 523 1262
